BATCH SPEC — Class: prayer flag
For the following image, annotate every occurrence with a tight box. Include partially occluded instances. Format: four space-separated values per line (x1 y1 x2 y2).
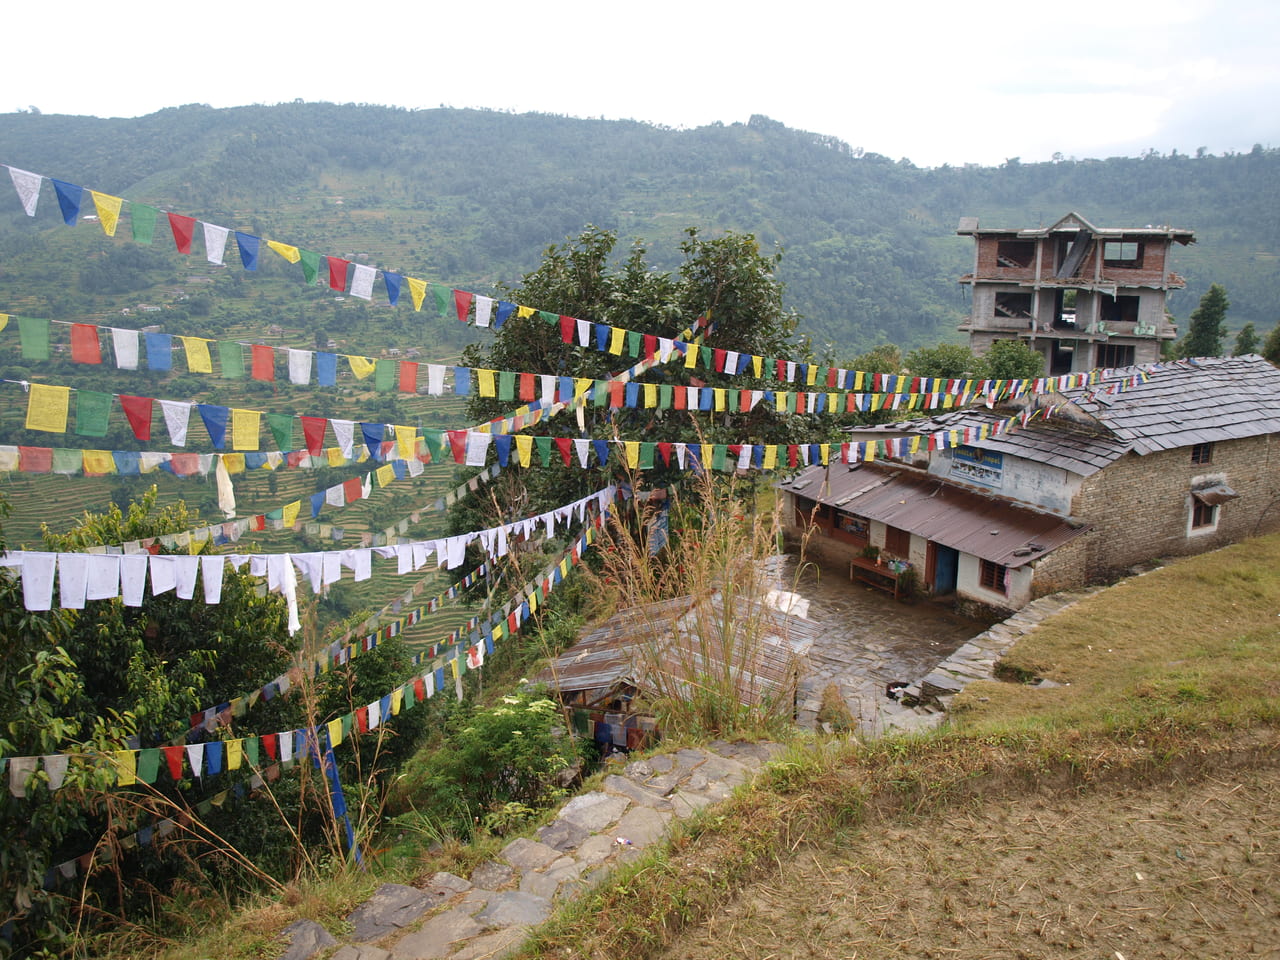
119 395 154 442
75 390 112 437
327 257 350 291
130 203 157 243
18 316 50 360
70 323 101 363
251 344 275 381
51 179 82 225
218 341 245 378
181 337 213 373
7 166 41 216
299 248 321 284
90 191 123 236
235 232 260 270
167 213 196 253
267 240 300 263
231 409 261 451
25 384 70 433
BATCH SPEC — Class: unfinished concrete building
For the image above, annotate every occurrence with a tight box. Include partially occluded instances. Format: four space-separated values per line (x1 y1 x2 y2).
957 212 1195 374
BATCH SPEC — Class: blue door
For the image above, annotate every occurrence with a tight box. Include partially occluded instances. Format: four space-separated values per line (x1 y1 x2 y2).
930 544 959 594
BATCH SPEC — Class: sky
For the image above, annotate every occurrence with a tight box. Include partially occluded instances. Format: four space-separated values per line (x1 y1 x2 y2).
6 0 1277 168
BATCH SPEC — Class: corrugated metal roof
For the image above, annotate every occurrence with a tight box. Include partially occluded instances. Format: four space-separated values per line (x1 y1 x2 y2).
782 463 1088 567
532 594 812 707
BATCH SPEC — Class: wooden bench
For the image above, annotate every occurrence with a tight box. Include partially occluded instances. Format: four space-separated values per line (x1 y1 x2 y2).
849 555 903 600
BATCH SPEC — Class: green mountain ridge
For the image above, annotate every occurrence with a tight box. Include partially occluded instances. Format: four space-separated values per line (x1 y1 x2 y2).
2 104 1277 356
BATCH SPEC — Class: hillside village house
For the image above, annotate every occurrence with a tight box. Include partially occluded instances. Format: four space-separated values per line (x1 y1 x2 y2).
958 212 1194 375
779 356 1280 615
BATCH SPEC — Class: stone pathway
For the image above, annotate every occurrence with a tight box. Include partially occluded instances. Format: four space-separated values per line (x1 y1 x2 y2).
276 741 785 960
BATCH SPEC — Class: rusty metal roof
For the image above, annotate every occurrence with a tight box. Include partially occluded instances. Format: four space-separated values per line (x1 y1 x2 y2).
532 594 810 707
782 463 1088 567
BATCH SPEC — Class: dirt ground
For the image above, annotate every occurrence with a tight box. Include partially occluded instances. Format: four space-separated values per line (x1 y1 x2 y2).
660 761 1280 959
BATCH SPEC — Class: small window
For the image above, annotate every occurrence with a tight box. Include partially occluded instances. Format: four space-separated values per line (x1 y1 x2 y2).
885 525 911 558
1104 241 1143 267
996 240 1035 269
979 559 1009 595
1190 443 1213 465
1095 343 1135 368
1191 499 1218 530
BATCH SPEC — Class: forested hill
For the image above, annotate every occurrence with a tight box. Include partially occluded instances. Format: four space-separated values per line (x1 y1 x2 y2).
1 103 1276 356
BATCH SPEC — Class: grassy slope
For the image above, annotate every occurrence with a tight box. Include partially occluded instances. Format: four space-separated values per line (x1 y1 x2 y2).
145 532 1280 960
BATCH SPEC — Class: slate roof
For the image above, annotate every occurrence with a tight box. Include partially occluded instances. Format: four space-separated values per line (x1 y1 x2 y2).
781 464 1088 568
1057 355 1280 455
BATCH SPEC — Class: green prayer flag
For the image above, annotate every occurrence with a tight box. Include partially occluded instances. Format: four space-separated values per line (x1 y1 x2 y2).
341 714 354 738
728 388 740 410
626 330 641 357
535 435 553 467
423 430 447 460
699 345 713 369
52 448 82 475
712 444 729 471
498 370 515 402
592 380 609 408
299 249 321 285
75 390 113 437
659 384 673 409
375 359 396 393
538 311 557 325
137 748 161 784
244 737 260 767
266 412 294 451
130 203 158 244
219 341 245 378
18 316 49 360
432 284 450 317
638 442 655 469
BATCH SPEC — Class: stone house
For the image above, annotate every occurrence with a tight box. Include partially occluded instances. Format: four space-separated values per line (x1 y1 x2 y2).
780 356 1280 615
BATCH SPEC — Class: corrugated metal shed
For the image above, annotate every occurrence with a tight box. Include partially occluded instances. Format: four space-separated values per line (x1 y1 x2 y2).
782 463 1087 567
532 594 813 711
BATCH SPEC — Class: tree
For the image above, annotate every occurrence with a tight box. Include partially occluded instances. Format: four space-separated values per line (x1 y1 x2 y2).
1262 326 1280 366
1178 283 1230 358
974 339 1045 381
904 343 976 379
1234 322 1260 356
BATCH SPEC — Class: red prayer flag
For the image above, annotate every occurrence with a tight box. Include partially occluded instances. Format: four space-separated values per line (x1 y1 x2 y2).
250 344 275 381
119 395 154 442
356 707 369 734
168 213 196 254
559 314 575 344
608 380 624 408
713 348 727 372
519 372 535 402
776 358 787 380
796 392 806 414
162 745 185 779
554 437 572 467
787 444 799 468
18 446 52 473
453 289 473 323
398 361 418 393
170 453 199 475
262 734 278 760
70 323 102 364
643 334 657 359
413 677 426 701
342 477 362 503
739 390 753 412
657 442 672 466
327 257 349 291
300 417 327 455
446 430 467 463
674 387 687 411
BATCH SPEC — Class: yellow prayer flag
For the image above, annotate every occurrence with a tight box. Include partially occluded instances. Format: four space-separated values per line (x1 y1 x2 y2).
348 355 376 379
450 658 459 679
227 739 244 771
376 464 395 487
643 383 657 408
395 425 416 461
327 717 344 748
267 240 301 263
90 191 123 237
684 345 698 369
701 444 714 469
853 370 864 390
608 327 625 355
763 445 778 470
222 453 246 475
114 750 137 787
714 389 726 412
517 305 536 319
492 623 504 641
515 434 533 467
25 383 70 433
82 449 115 475
625 441 640 469
0 314 8 333
406 276 427 311
865 442 876 462
775 391 787 414
282 501 301 527
574 377 592 398
752 354 763 377
230 409 261 451
477 368 497 397
820 443 831 465
327 446 346 466
180 336 214 373
807 365 819 386
909 436 921 454
391 688 403 715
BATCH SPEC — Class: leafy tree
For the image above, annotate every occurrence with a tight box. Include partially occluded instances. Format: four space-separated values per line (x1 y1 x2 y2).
904 343 976 378
1178 283 1230 358
1262 325 1280 366
1234 322 1260 355
974 339 1045 380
